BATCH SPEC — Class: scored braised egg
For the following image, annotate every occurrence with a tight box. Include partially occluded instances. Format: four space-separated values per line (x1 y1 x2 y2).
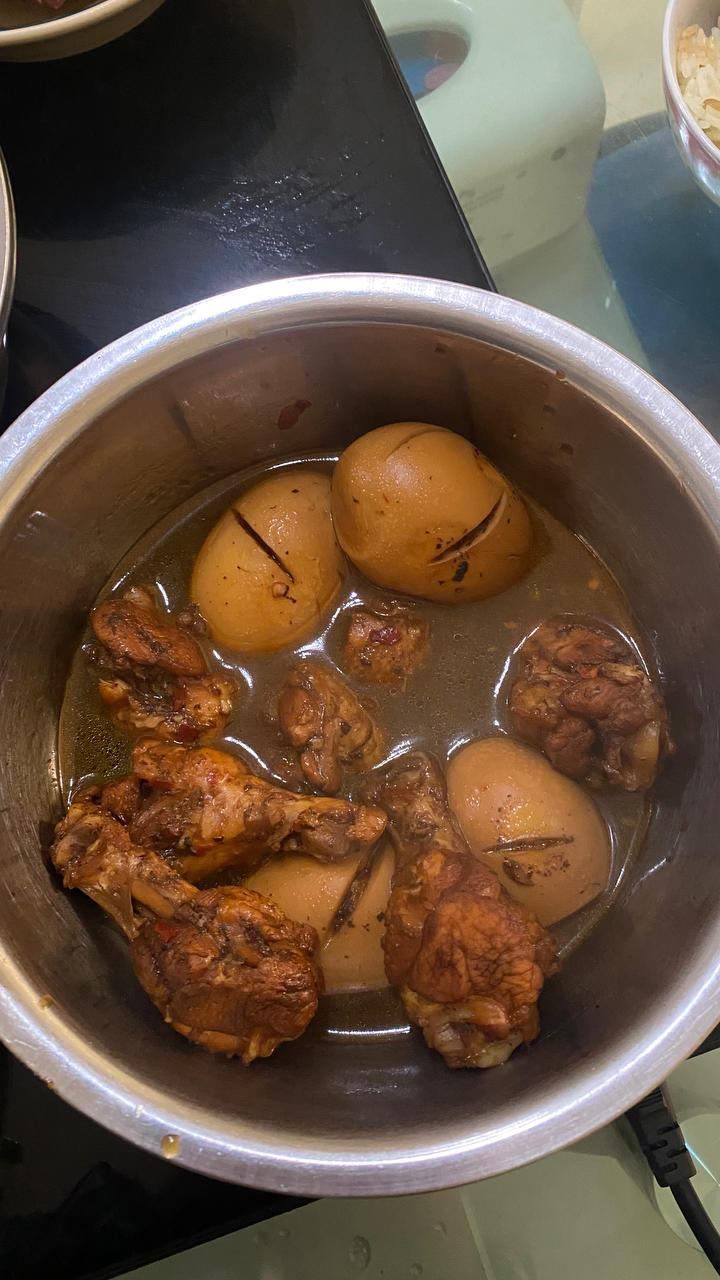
331 422 532 603
446 736 611 926
244 845 393 993
191 469 344 653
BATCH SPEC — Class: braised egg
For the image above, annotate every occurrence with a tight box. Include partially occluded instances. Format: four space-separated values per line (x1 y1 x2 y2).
331 422 532 602
191 469 344 653
447 736 611 925
244 845 393 993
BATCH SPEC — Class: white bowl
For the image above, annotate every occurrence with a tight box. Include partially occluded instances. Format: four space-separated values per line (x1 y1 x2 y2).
0 0 166 61
663 0 720 204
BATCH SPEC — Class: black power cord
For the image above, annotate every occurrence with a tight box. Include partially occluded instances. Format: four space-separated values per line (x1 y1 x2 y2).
626 1086 720 1273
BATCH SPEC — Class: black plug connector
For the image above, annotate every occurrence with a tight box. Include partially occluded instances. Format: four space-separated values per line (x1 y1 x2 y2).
626 1084 720 1274
626 1085 696 1187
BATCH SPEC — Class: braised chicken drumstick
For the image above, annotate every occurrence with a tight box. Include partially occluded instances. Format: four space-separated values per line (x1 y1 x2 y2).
52 796 323 1062
114 739 387 881
367 753 558 1069
509 619 672 790
87 586 236 743
277 659 384 793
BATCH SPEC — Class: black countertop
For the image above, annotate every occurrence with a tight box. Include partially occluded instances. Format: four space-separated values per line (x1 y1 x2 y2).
0 0 492 423
0 2 491 1276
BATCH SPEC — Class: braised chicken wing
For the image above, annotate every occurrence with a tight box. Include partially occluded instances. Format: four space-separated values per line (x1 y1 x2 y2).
127 739 386 881
343 607 428 687
52 797 322 1062
277 659 383 792
509 619 672 790
87 586 236 743
367 753 558 1069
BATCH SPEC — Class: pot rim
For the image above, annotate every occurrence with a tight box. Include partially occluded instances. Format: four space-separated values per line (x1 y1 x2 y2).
0 150 15 345
0 0 159 48
2 272 720 1194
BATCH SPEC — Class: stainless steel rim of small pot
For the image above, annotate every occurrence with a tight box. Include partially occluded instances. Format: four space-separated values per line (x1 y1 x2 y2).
0 149 16 346
1 273 719 1195
0 0 164 52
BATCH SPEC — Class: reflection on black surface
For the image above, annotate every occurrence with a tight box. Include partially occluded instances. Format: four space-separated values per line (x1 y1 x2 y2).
1 0 297 241
0 1057 306 1279
0 0 491 356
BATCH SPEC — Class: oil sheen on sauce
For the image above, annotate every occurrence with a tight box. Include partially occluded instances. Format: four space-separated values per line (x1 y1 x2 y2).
58 453 651 1043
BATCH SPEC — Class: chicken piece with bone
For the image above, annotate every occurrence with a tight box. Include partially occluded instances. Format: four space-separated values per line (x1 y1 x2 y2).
101 739 387 882
277 659 384 793
87 587 236 743
51 796 322 1062
509 619 673 790
366 752 558 1069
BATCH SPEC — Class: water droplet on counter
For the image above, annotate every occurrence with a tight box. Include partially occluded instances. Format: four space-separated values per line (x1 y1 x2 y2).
252 1230 269 1247
349 1235 371 1269
410 1266 423 1277
277 1227 290 1239
161 1133 181 1159
433 1221 447 1236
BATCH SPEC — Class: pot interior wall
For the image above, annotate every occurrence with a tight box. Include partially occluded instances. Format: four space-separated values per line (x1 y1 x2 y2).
1 320 718 1179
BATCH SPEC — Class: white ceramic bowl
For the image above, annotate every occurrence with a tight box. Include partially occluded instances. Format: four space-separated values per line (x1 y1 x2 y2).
0 0 166 61
663 0 720 204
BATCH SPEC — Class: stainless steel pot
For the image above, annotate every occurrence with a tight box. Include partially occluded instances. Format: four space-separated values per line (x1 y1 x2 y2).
1 274 719 1195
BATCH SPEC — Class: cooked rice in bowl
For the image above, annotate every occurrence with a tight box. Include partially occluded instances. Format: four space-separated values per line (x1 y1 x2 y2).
678 19 720 145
